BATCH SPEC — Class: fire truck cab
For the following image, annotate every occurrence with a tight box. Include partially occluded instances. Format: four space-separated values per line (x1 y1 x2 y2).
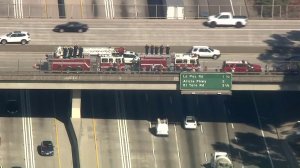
174 56 201 71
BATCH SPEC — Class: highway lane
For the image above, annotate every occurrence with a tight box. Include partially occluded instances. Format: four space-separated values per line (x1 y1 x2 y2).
1 90 300 167
196 95 235 167
0 19 299 46
0 90 72 168
226 92 275 168
0 91 25 168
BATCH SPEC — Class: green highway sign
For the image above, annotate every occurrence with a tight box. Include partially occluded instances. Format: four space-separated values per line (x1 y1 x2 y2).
180 73 232 91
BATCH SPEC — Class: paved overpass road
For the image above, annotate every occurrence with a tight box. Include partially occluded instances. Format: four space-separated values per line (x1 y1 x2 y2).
0 19 299 46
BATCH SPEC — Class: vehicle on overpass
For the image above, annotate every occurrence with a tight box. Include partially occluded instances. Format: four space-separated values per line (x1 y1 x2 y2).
222 60 262 73
138 54 201 72
0 31 30 45
211 152 233 168
191 46 221 59
206 12 247 28
46 45 126 58
155 118 169 136
35 51 203 73
53 22 89 33
34 54 126 72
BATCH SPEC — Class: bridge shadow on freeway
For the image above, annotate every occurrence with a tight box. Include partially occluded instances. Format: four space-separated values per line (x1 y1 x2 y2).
0 89 300 167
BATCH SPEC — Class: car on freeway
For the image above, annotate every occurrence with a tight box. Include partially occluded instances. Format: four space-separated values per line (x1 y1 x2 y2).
183 116 197 129
53 22 89 33
5 100 19 114
0 31 30 45
191 46 221 59
222 60 262 73
39 140 54 156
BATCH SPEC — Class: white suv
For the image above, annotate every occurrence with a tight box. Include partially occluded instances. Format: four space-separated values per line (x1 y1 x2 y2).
191 46 221 59
0 31 31 45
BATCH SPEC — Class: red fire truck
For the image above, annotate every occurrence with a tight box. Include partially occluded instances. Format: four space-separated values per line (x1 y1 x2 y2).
46 45 125 58
139 55 170 71
34 55 125 72
34 50 202 73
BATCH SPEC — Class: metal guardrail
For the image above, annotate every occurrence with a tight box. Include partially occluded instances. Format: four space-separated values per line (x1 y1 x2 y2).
0 4 299 19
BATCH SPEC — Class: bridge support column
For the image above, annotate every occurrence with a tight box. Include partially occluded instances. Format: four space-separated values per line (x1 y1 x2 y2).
71 89 81 118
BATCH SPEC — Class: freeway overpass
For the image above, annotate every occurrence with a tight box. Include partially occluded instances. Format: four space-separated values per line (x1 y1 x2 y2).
0 72 299 118
0 72 299 91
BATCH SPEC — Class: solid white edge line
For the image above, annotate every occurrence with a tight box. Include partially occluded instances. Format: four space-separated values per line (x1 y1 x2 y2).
174 124 182 168
149 121 158 168
251 92 274 168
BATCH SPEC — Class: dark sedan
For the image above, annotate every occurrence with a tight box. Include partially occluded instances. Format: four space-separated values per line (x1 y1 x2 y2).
53 22 88 33
40 140 54 156
5 100 19 114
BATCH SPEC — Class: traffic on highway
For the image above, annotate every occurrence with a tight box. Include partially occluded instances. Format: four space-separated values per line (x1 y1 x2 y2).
0 0 300 168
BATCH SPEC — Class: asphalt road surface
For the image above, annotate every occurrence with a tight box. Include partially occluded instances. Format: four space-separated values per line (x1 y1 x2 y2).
0 18 299 168
0 19 299 47
0 90 300 167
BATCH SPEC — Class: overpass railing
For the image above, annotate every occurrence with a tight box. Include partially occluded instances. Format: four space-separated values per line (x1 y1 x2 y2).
0 4 299 19
0 71 299 84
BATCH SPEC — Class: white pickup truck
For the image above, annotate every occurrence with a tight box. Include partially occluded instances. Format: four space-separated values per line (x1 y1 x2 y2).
206 12 247 28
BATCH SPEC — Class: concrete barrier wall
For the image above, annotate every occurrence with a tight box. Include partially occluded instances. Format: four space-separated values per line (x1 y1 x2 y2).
0 72 299 90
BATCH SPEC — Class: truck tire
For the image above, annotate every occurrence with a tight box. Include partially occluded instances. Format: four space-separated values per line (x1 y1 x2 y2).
210 22 216 28
1 40 7 45
21 40 27 45
76 66 82 73
65 67 72 73
235 22 242 28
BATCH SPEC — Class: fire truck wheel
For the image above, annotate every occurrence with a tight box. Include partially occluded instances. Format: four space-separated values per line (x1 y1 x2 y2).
21 40 27 45
66 67 72 73
76 67 82 72
1 40 7 45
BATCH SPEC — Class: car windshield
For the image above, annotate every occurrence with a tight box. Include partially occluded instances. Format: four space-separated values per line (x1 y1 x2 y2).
6 32 12 36
209 48 214 51
215 14 221 18
186 117 196 122
43 141 53 147
187 119 195 123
